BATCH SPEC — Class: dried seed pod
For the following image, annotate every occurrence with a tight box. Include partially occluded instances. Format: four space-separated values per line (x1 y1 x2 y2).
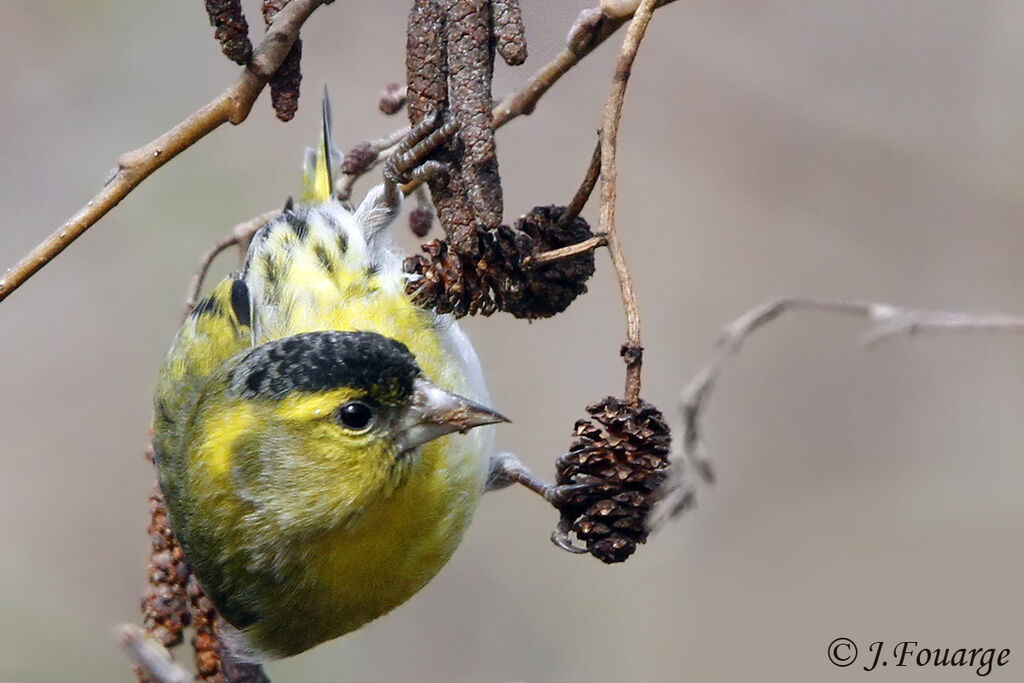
205 0 253 65
446 0 503 230
264 0 303 122
406 0 528 249
404 205 596 319
141 483 190 650
269 40 302 122
493 0 528 66
406 0 480 252
554 397 672 563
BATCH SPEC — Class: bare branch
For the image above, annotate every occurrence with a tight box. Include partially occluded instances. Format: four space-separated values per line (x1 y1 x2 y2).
558 138 602 228
0 0 330 304
183 210 279 315
492 0 678 127
862 307 1024 345
117 624 192 683
526 234 607 266
599 0 659 403
655 297 1024 522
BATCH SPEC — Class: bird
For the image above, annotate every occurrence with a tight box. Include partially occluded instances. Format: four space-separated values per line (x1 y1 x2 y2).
151 94 511 660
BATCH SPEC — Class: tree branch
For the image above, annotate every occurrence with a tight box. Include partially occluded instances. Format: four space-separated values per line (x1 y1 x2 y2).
599 0 659 403
117 624 192 683
558 138 602 228
492 0 678 127
526 234 607 266
0 0 331 304
654 297 1024 522
184 210 280 315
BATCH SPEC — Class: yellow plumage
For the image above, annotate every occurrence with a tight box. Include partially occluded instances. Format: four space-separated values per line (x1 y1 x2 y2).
152 101 497 658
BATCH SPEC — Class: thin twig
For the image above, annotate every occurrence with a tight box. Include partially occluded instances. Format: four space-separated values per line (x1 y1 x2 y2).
599 0 659 403
558 138 602 228
654 297 1024 523
492 0 678 126
183 210 279 315
184 235 240 316
0 0 330 305
117 624 193 683
526 234 607 266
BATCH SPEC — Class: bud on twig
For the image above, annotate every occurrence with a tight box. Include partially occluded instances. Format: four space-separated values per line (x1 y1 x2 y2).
379 83 408 115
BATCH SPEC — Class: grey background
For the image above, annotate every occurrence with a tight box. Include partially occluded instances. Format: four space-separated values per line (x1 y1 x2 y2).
2 1 1024 681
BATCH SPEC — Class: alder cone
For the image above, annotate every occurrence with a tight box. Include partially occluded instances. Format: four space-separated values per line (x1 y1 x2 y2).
504 205 595 319
555 397 672 563
403 205 595 319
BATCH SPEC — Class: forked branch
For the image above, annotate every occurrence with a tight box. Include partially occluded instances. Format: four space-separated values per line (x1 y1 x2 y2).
653 297 1024 522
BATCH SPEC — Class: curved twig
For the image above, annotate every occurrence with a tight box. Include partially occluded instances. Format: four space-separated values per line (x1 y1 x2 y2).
183 210 279 315
599 0 659 403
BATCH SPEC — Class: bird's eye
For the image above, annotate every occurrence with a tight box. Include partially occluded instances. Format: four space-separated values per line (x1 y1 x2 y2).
337 401 374 431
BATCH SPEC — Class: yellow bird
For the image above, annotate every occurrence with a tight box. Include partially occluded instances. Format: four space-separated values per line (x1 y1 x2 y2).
152 97 508 659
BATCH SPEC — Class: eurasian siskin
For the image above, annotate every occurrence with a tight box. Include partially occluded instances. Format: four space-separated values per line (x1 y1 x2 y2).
152 98 506 659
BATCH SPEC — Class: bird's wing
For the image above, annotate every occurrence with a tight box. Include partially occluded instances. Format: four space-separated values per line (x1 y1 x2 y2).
153 276 252 482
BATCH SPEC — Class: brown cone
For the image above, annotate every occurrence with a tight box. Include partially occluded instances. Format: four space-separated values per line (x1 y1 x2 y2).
403 205 595 319
554 397 672 563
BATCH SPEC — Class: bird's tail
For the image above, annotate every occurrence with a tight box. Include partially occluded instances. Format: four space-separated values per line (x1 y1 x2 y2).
301 87 341 204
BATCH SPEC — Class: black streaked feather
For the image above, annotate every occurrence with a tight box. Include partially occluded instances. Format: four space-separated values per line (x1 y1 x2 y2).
191 292 222 318
283 211 309 240
230 278 252 327
229 331 419 404
261 252 281 289
313 242 334 273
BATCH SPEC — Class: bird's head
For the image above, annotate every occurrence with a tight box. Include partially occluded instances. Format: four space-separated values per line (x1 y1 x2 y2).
188 330 505 528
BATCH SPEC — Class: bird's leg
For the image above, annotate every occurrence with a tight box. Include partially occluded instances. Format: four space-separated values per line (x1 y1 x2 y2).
485 452 590 506
488 452 591 555
358 110 457 236
383 110 458 197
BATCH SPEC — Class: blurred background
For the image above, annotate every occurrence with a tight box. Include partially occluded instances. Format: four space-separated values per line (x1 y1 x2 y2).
3 1 1024 681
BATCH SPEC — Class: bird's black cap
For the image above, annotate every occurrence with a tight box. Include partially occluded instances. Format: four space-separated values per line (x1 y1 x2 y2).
229 330 420 403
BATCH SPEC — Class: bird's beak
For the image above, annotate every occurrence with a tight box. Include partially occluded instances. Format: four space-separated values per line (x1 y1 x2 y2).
396 376 509 453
